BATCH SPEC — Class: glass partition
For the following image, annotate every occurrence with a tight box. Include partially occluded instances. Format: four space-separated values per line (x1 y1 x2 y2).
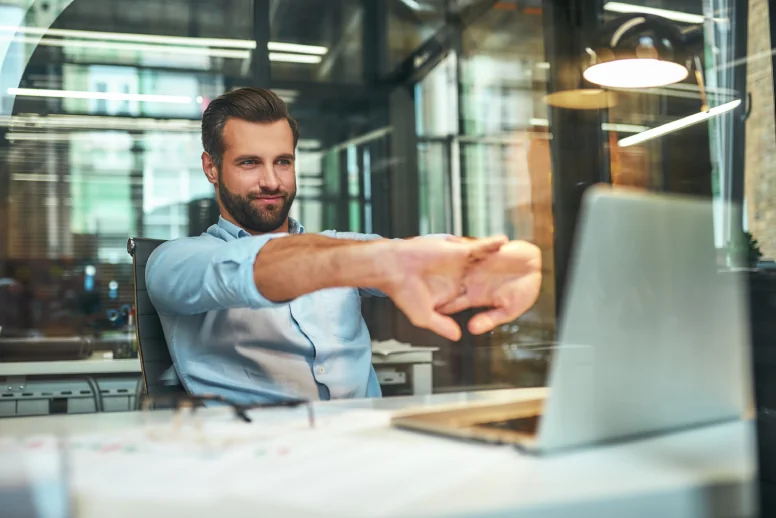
0 0 772 443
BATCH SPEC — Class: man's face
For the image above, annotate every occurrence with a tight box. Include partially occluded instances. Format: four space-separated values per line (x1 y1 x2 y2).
206 118 297 234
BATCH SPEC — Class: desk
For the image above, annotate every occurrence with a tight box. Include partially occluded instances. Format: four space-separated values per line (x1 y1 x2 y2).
0 345 437 416
0 357 142 377
371 347 436 395
0 353 142 416
0 388 756 518
0 348 435 379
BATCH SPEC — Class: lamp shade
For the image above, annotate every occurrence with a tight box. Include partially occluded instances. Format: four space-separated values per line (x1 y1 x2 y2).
583 14 691 88
545 88 619 110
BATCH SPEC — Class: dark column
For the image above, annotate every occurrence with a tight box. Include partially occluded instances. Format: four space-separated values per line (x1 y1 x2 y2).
542 0 610 316
368 135 393 237
363 0 389 83
448 0 481 387
388 86 421 238
770 0 776 134
252 0 271 87
337 148 350 230
0 128 9 271
129 133 144 238
732 0 749 213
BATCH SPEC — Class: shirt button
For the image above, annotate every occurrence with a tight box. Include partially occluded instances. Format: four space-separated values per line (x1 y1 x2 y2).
317 366 326 374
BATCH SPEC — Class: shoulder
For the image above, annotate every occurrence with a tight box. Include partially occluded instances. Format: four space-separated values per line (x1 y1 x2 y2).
149 234 221 264
156 233 221 251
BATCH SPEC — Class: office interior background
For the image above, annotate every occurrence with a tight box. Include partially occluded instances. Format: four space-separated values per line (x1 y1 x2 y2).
0 0 773 409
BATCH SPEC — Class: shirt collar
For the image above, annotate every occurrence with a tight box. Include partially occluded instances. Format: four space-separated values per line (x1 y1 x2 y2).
217 216 304 238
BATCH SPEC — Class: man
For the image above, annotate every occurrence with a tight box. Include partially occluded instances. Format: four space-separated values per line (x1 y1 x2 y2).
146 87 541 405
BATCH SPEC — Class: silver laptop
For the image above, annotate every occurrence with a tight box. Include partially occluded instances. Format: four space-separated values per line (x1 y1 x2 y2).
392 185 752 454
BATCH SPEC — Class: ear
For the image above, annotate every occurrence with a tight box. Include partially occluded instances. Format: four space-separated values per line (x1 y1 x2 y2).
202 152 218 186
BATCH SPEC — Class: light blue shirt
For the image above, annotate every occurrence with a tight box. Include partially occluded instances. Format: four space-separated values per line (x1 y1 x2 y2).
145 217 387 405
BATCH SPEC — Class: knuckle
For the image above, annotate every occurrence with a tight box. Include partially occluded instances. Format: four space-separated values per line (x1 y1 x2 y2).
408 313 427 328
494 291 511 309
525 243 542 270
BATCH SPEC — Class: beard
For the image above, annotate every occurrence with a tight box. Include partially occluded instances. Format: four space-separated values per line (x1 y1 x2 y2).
217 172 296 234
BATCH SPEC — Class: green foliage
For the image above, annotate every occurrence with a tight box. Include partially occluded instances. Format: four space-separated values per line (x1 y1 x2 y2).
727 230 763 267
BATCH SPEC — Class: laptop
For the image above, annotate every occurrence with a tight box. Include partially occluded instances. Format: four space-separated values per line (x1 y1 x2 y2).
392 185 753 454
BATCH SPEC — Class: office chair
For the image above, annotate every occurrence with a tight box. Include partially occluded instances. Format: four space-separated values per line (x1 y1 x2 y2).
127 237 187 398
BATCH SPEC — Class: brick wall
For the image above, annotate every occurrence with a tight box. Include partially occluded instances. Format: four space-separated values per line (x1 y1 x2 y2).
745 0 776 259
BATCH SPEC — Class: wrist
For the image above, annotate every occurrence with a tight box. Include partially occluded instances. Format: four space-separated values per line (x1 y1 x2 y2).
325 238 400 292
368 239 404 293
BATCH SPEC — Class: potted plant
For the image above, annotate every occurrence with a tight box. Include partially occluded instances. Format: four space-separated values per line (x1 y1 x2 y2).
727 230 763 268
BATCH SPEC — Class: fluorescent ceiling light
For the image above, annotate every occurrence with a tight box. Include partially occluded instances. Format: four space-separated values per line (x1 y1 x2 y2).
12 173 60 182
602 122 649 132
0 114 199 131
0 25 255 48
10 173 143 184
529 118 647 133
603 2 705 24
1 35 250 59
399 0 426 10
297 138 322 149
8 87 193 104
618 99 741 147
7 132 78 141
1 26 328 56
662 83 736 95
5 131 197 142
609 85 737 102
269 52 322 64
267 42 327 55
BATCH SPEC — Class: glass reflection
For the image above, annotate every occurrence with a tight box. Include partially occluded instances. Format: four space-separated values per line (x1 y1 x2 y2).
0 0 772 426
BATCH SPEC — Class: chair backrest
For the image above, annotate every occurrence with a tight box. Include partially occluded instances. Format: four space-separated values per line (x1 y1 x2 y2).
127 237 186 396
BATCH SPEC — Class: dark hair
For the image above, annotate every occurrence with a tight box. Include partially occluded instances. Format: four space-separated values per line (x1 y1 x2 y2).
201 87 299 169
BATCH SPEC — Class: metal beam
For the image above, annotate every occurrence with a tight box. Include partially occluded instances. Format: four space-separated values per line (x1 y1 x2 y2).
363 0 389 83
728 0 748 225
252 0 271 87
382 0 498 86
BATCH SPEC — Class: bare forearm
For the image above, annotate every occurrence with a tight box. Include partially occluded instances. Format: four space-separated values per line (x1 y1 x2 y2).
253 235 394 302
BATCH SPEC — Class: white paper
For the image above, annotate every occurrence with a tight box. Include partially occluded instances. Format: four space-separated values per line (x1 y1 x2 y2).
371 339 439 356
55 407 510 517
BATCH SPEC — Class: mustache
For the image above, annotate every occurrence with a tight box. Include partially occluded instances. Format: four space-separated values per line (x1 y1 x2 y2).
246 191 287 200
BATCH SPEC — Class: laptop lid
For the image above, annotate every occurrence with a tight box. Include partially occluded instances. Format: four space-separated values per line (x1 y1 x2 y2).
534 186 752 453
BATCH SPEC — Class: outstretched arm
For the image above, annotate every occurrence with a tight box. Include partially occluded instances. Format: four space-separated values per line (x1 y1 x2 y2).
253 234 508 340
147 232 507 340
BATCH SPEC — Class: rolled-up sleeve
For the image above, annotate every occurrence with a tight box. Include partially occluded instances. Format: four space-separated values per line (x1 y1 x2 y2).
146 233 290 316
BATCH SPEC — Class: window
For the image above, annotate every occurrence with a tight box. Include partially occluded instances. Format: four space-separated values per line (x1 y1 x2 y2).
0 0 772 420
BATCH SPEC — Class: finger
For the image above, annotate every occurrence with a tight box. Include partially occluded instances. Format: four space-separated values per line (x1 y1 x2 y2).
468 307 513 335
436 293 471 315
469 277 541 334
467 235 507 262
427 312 462 341
397 286 463 341
435 281 468 312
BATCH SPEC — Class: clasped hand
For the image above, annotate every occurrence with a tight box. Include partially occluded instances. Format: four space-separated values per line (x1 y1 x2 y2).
381 235 542 341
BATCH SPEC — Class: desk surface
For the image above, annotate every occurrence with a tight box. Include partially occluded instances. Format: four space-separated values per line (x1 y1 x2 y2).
0 388 756 518
0 346 435 377
0 357 142 376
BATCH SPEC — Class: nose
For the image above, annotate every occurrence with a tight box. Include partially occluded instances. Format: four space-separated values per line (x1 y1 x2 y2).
257 164 281 192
